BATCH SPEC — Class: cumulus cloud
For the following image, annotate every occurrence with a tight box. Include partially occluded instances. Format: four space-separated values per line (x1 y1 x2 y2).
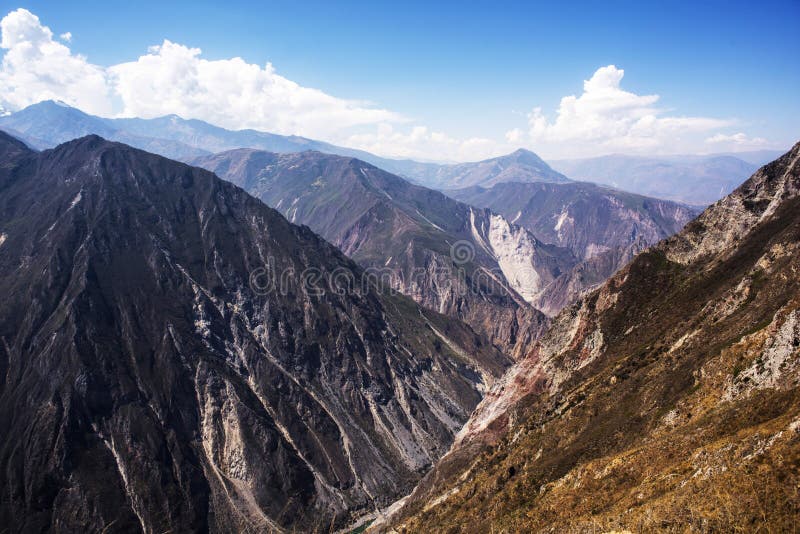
108 40 404 138
0 10 774 161
0 8 489 159
506 65 759 158
0 9 113 115
0 9 404 140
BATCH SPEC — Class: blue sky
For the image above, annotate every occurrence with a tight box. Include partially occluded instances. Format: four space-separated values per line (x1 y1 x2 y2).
1 0 798 160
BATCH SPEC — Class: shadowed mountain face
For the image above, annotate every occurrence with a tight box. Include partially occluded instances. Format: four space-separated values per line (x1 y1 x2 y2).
380 143 800 532
0 132 512 532
449 181 699 314
550 153 765 206
193 149 579 357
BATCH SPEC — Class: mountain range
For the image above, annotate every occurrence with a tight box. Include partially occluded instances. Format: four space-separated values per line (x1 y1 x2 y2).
550 153 783 205
0 132 511 532
0 101 568 189
0 101 769 199
392 148 570 189
379 142 800 532
0 103 700 352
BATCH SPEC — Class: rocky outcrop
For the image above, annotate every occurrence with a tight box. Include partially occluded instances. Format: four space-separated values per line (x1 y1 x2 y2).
448 180 698 262
449 181 698 314
378 142 800 532
0 133 511 532
665 147 800 264
527 237 652 316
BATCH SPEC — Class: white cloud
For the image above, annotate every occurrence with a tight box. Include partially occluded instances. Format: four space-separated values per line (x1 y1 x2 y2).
705 132 768 148
0 10 775 161
345 123 500 161
0 8 505 160
108 40 404 139
507 65 758 158
0 9 113 115
0 9 406 141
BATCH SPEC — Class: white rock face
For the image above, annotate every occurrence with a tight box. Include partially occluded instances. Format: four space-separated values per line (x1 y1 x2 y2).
486 214 542 303
469 208 493 257
554 208 573 237
727 309 800 399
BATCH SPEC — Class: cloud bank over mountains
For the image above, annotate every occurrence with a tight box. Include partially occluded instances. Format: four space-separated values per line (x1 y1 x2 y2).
505 65 770 156
0 8 778 160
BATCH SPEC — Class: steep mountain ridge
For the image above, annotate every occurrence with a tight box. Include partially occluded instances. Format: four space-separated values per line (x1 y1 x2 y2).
193 149 577 356
379 142 800 532
0 133 510 532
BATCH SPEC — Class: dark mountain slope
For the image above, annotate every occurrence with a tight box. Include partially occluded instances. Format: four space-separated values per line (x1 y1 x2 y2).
0 130 32 161
0 134 510 532
380 143 800 532
194 149 579 356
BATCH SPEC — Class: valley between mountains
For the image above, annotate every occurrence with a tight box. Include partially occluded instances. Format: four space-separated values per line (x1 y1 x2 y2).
0 0 797 529
0 112 796 533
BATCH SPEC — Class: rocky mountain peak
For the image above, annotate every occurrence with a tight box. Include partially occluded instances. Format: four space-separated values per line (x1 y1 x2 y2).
506 147 548 165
